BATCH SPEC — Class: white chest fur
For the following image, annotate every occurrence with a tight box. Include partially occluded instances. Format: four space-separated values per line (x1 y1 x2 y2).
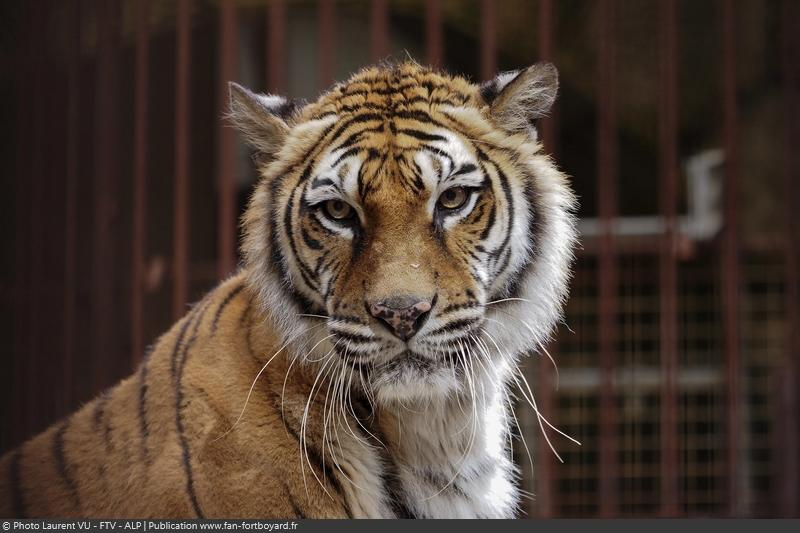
334 385 518 518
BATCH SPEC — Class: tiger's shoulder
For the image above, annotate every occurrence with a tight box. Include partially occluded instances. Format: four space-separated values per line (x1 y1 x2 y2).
0 273 348 518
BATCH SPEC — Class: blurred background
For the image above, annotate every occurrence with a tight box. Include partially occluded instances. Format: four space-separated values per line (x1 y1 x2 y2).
0 0 798 518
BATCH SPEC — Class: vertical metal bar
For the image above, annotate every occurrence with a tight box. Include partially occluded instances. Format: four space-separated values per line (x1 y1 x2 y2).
63 1 81 406
28 0 46 433
14 3 34 444
370 0 390 62
658 0 679 517
218 0 238 279
536 348 556 517
317 0 335 90
536 0 556 518
538 0 556 153
720 0 742 516
93 0 120 391
596 0 619 517
479 0 496 80
424 0 443 68
266 0 286 93
132 0 150 367
778 0 799 517
173 0 191 320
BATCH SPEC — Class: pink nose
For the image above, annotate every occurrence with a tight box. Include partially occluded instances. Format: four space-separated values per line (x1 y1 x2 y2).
368 296 433 341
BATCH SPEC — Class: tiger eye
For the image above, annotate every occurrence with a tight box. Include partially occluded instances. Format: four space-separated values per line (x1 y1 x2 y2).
323 199 354 220
437 186 468 210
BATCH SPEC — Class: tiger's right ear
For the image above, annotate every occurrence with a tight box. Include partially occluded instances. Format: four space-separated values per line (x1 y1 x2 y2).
481 62 558 142
228 82 298 157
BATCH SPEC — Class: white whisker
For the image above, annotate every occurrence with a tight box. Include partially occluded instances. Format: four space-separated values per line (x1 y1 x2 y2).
212 322 327 443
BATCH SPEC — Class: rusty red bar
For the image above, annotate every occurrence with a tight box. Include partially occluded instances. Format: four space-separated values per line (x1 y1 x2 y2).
536 348 556 518
13 3 35 444
596 0 618 517
424 0 443 68
218 0 238 279
132 0 150 367
28 0 46 433
370 0 390 62
538 0 556 154
317 0 335 90
479 0 496 80
173 0 191 320
63 1 80 405
267 0 286 93
720 0 742 516
92 0 120 391
658 0 679 517
536 0 556 518
778 0 799 517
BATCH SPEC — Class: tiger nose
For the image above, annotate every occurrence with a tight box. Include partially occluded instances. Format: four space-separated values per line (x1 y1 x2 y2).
368 296 433 341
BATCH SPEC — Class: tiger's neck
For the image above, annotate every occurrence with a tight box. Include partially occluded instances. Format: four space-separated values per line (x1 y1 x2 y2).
358 372 519 518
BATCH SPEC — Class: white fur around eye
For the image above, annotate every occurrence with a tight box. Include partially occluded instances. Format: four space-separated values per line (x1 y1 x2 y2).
313 211 354 239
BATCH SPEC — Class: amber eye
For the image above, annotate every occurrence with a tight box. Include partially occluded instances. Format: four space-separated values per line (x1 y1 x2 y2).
323 199 354 220
437 187 468 210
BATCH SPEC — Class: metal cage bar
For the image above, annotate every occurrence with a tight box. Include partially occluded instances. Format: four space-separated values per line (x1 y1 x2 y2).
538 0 556 154
479 0 496 80
173 0 192 320
370 0 390 62
132 0 150 367
778 0 800 517
267 0 286 93
217 0 239 279
27 0 46 435
536 0 557 518
596 0 619 517
317 0 335 90
424 0 443 68
63 0 81 402
12 2 34 445
92 0 121 391
658 0 679 517
720 0 742 516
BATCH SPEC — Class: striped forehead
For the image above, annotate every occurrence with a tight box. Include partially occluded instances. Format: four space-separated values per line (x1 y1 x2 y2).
304 125 482 205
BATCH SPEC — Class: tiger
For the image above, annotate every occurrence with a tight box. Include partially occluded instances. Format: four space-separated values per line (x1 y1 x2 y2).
0 60 577 519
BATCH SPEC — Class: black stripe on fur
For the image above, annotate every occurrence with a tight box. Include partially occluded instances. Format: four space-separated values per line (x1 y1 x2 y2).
211 284 245 335
52 419 81 509
138 359 150 464
266 391 348 510
171 300 212 518
282 480 306 519
92 390 113 454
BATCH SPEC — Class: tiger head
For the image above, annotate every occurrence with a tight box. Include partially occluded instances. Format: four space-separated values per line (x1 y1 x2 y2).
232 62 577 404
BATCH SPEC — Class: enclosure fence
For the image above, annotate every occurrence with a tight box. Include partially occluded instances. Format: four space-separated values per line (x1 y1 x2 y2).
3 0 799 518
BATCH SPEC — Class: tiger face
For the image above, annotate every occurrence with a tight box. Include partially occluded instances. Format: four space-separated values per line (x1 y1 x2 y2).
233 62 577 404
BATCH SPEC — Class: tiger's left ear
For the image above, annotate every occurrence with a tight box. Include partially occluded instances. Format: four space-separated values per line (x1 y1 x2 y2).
481 62 558 141
227 82 301 158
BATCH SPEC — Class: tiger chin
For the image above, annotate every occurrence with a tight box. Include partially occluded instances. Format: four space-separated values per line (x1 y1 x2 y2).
1 61 577 519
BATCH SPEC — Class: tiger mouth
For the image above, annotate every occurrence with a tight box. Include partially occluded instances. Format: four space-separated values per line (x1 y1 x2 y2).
376 349 466 376
343 347 448 372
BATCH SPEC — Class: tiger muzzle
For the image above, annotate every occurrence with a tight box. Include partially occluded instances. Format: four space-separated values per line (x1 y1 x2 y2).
368 296 433 341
